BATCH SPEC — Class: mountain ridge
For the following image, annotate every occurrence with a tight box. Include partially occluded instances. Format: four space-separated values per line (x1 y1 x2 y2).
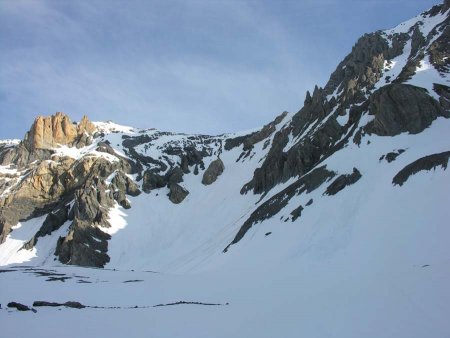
0 1 449 271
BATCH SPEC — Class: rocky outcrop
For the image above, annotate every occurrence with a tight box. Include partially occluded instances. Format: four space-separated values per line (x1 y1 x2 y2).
23 112 96 151
111 171 141 209
78 115 96 135
166 167 184 184
0 113 97 168
224 111 287 151
324 168 362 196
434 84 450 114
324 32 391 104
202 158 225 185
24 112 77 150
0 139 135 268
393 151 450 186
55 175 115 267
225 166 335 252
7 302 32 311
242 107 343 195
366 84 446 136
0 143 53 168
379 149 405 163
168 183 189 204
22 204 71 250
33 301 86 309
142 171 166 193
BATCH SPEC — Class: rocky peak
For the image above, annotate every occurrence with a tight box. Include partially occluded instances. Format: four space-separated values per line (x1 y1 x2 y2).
23 112 96 151
78 115 96 135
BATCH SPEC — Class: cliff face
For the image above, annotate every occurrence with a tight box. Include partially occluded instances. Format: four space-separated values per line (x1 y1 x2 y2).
23 112 96 151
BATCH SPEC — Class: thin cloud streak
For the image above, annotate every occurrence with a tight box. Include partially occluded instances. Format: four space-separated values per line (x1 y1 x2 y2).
0 0 440 138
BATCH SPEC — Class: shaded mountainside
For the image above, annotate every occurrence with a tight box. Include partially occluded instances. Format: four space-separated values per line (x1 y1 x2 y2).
0 2 449 270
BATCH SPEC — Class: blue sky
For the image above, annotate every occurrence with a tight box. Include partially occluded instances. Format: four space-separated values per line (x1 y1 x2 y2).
0 0 440 139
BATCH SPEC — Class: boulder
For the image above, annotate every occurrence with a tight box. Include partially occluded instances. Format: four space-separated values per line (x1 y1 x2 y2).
202 158 225 185
142 171 166 193
167 183 189 204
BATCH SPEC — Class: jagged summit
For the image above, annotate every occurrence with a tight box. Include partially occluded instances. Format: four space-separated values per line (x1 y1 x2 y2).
23 112 96 151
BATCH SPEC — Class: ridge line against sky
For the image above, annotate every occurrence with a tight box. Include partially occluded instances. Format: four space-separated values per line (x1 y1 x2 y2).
0 0 440 139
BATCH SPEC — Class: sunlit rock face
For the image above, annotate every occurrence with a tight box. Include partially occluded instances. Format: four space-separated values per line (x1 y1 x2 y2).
23 112 96 151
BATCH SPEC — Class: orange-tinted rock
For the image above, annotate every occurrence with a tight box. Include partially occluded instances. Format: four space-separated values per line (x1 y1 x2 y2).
78 115 96 135
24 112 96 150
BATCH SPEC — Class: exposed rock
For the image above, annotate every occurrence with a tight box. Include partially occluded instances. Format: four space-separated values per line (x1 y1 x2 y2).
367 84 446 136
167 183 189 204
142 171 166 193
393 151 450 186
110 171 140 209
166 167 184 184
96 142 138 174
33 301 61 307
428 23 450 74
55 219 111 267
324 168 362 196
78 115 96 135
224 111 287 151
434 84 450 113
225 166 335 251
242 112 287 150
324 32 391 103
379 149 405 163
7 302 31 311
202 158 225 185
242 112 343 194
33 301 85 309
22 204 70 250
24 112 77 150
23 112 96 151
290 205 304 221
0 143 53 168
111 171 141 197
53 161 120 267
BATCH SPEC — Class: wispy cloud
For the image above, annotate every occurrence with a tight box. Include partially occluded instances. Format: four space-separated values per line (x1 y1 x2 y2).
0 0 439 138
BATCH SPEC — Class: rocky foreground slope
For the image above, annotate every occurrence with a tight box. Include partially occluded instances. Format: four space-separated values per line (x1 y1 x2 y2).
0 1 449 272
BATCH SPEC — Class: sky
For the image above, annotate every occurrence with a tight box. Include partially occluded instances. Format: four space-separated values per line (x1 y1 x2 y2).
0 0 441 139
